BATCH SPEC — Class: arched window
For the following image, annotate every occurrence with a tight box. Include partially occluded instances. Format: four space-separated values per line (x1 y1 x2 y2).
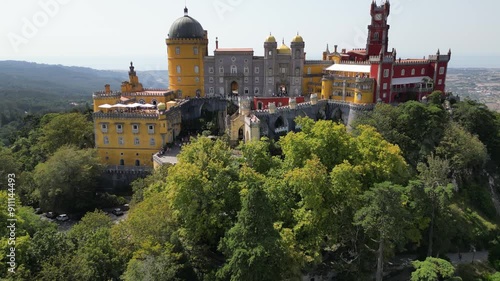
374 32 380 41
176 65 181 74
307 67 311 74
194 65 199 73
151 99 157 105
421 68 425 75
411 68 415 75
135 160 140 166
401 69 405 76
231 65 237 74
119 159 125 166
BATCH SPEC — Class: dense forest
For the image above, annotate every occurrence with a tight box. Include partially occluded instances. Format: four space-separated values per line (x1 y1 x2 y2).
1 93 500 280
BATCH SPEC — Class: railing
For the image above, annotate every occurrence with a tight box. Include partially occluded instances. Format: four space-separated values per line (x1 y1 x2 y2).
106 165 153 173
275 126 288 134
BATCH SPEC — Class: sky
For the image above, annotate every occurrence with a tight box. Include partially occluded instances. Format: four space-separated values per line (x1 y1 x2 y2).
1 0 500 70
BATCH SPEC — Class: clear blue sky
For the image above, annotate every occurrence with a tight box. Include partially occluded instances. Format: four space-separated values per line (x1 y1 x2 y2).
1 0 499 70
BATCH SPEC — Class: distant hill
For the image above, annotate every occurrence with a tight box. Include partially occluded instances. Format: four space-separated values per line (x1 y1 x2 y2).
0 60 168 116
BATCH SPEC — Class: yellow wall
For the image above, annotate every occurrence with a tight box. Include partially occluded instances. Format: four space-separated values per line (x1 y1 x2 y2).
166 38 208 98
323 77 374 104
303 64 326 94
93 105 181 168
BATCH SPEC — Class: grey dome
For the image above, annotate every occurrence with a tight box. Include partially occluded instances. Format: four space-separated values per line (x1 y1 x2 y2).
168 9 204 39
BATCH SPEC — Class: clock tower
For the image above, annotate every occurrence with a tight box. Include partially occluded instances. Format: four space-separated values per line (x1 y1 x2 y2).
366 0 390 57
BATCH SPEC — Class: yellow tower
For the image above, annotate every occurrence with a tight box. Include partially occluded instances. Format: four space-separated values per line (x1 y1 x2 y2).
166 7 208 98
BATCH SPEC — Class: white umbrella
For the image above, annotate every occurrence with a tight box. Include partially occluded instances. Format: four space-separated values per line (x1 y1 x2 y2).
141 103 156 108
98 104 112 109
111 104 128 108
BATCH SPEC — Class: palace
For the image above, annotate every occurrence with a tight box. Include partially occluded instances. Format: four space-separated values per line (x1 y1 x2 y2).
92 0 451 175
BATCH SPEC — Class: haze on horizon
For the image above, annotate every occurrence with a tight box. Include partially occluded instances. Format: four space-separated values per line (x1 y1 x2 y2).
1 0 499 70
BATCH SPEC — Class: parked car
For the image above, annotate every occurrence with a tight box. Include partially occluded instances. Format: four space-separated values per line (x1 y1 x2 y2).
56 214 69 222
112 208 123 216
45 212 57 219
122 204 130 211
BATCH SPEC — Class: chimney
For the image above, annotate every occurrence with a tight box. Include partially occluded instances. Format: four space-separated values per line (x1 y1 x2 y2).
104 84 111 93
216 37 219 49
334 45 338 53
342 48 346 54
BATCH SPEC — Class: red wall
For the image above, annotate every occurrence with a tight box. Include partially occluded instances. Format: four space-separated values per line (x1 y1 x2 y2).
254 97 305 110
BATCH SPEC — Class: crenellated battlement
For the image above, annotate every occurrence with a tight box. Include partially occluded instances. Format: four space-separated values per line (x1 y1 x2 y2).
93 112 160 120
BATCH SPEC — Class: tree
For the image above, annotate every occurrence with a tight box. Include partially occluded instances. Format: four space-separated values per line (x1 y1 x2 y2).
436 122 487 182
33 146 103 213
416 155 454 257
354 182 412 281
36 112 94 156
217 167 287 281
411 257 455 281
0 146 20 190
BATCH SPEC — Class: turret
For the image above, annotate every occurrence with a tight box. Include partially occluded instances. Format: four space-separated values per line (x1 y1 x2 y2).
268 102 276 114
310 93 318 105
289 97 297 109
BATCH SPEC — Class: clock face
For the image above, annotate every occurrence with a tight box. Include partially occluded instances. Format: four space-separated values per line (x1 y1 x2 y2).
374 14 383 21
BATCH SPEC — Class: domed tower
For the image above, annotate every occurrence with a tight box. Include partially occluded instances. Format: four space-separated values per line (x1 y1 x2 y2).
264 34 277 96
166 7 208 98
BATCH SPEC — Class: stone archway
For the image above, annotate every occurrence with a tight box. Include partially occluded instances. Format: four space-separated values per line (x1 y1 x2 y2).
231 81 239 96
238 125 244 141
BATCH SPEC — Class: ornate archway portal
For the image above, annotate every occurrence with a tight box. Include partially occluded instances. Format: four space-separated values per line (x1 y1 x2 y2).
231 81 239 96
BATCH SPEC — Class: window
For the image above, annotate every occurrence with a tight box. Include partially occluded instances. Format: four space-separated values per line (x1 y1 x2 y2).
120 159 125 166
255 67 260 74
421 68 425 75
134 137 140 145
438 79 443 85
209 87 214 94
103 136 109 145
176 65 181 74
209 77 214 83
244 87 249 94
280 67 287 74
219 87 224 95
268 50 272 56
148 125 154 134
411 68 415 75
244 67 249 74
254 87 260 95
295 50 300 59
268 78 273 84
118 137 124 145
268 68 273 75
194 65 199 73
209 67 214 74
307 67 311 74
231 56 236 62
219 66 224 74
401 69 405 76
231 65 237 74
132 124 139 134
295 67 300 76
374 32 379 41
151 99 157 105
195 77 200 83
101 123 108 133
219 59 223 63
150 138 156 146
255 77 260 83
439 67 445 75
383 69 389 78
177 77 181 82
175 47 180 55
116 124 123 133
383 83 388 90
135 160 140 166
244 77 249 83
193 47 198 55
218 77 223 83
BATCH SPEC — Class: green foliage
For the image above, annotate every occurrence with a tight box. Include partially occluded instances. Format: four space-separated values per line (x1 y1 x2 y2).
411 257 455 281
452 99 500 166
217 167 288 281
33 146 103 213
428 91 444 105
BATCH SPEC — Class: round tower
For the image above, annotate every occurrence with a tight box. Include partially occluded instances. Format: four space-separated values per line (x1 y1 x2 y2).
166 7 208 98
